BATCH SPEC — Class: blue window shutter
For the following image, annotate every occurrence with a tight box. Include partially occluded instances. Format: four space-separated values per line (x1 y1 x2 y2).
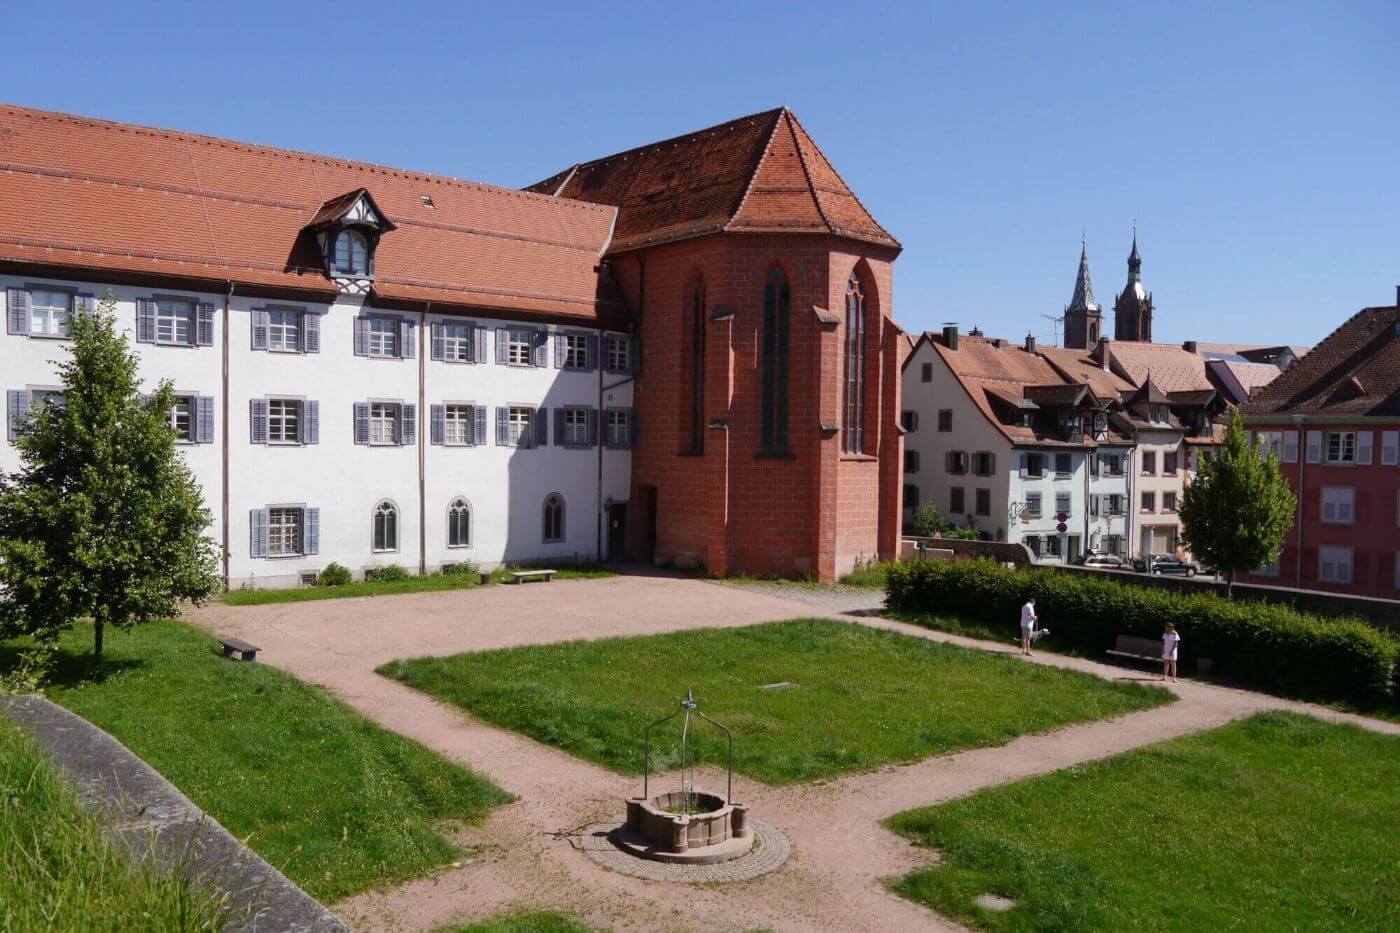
304 507 320 555
587 407 599 447
430 404 445 444
474 325 489 364
302 312 320 353
554 332 566 368
353 402 370 444
431 322 444 361
136 299 156 343
586 334 599 372
249 398 269 444
495 407 509 446
6 288 30 335
400 402 417 446
532 330 548 367
251 308 269 350
629 335 641 373
302 401 319 444
195 396 214 443
399 320 415 359
196 303 215 346
629 409 641 449
7 389 30 442
553 407 566 447
534 407 549 447
353 316 369 356
496 327 509 364
473 405 486 445
75 293 96 318
250 508 269 558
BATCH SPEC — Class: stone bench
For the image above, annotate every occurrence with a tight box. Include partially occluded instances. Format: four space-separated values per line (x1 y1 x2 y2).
510 569 556 584
1105 634 1161 667
218 636 260 662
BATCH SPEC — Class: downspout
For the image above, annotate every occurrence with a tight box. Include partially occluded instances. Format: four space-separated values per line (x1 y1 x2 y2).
419 303 429 577
596 326 605 561
1294 415 1306 588
221 281 234 589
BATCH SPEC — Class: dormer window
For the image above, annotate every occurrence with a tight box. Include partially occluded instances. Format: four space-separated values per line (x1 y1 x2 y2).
304 188 396 283
333 230 369 276
1150 404 1168 424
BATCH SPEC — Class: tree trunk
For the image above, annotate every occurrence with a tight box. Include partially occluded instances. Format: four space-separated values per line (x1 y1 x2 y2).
1226 569 1236 600
94 619 104 662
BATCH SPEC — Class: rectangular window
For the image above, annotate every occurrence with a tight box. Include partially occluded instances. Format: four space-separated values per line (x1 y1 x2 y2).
1055 492 1071 517
1105 454 1125 476
1318 545 1353 583
442 323 473 362
170 395 193 442
1163 491 1178 512
563 334 589 369
156 299 194 345
1026 453 1044 477
606 334 630 372
507 329 533 366
1105 534 1123 555
904 450 920 474
1141 491 1155 513
937 409 952 432
29 288 73 337
947 450 968 474
267 308 302 352
1046 535 1062 557
1326 432 1356 463
368 317 398 358
268 399 301 444
1163 450 1179 475
975 488 991 516
973 451 994 476
1107 494 1124 515
1320 486 1355 524
1054 452 1071 477
901 410 919 432
921 362 933 383
563 407 589 446
949 486 965 515
444 404 473 445
370 402 398 445
1024 535 1041 557
508 406 533 445
607 409 630 448
268 507 303 557
904 483 919 509
1253 431 1283 460
1141 451 1156 475
1026 492 1042 518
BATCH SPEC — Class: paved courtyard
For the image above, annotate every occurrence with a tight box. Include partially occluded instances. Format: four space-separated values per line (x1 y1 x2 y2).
188 573 1398 932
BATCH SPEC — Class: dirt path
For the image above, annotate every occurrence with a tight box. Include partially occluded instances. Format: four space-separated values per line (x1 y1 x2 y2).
187 575 1397 931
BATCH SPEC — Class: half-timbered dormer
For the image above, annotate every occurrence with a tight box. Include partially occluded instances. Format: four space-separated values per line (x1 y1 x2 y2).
305 189 396 290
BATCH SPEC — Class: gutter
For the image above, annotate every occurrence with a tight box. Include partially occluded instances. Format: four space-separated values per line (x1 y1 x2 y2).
221 281 234 589
419 303 429 577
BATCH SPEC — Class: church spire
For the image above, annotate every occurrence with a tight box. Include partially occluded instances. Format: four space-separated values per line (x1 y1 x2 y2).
1127 226 1142 283
1067 239 1099 312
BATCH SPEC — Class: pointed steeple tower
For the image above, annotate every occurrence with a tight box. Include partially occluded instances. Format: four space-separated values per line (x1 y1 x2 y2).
1063 239 1103 350
1114 228 1154 342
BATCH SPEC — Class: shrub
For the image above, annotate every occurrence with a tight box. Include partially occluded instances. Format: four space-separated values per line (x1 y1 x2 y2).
317 563 352 587
886 558 1397 705
364 564 411 583
441 561 479 577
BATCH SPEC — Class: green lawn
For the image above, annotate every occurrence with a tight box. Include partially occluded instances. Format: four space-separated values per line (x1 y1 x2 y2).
1 718 223 931
887 712 1400 931
443 910 599 932
380 619 1170 785
225 564 616 606
3 621 511 902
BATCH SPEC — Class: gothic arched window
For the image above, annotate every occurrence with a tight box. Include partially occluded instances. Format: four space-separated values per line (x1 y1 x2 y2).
842 273 866 453
543 493 565 543
684 279 706 454
334 230 368 276
447 497 471 548
760 266 790 454
372 499 398 552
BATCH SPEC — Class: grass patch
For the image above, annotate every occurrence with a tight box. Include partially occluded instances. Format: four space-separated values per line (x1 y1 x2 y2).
839 560 895 588
380 619 1170 785
225 564 617 606
0 717 224 930
887 712 1400 930
4 620 512 901
443 910 599 932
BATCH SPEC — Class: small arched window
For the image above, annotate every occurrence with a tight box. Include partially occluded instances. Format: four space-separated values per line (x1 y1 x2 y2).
372 499 398 552
543 493 565 543
1089 321 1099 344
842 272 866 453
760 266 791 454
447 497 471 548
334 230 369 276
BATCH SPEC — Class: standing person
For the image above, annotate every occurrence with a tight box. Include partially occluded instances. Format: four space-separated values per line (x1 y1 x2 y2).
1161 622 1180 682
1020 598 1038 656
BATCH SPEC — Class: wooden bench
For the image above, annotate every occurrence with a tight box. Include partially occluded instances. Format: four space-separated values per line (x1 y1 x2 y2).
1105 635 1162 667
510 569 556 584
219 637 260 662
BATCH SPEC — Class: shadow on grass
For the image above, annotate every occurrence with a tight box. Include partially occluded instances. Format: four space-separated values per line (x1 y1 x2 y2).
0 639 147 690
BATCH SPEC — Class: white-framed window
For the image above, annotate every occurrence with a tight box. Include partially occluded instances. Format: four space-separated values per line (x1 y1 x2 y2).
1107 494 1124 515
606 334 630 372
1141 451 1157 475
563 407 589 446
156 299 195 345
1326 432 1356 464
372 500 398 552
606 409 630 448
448 497 471 548
367 317 398 358
268 399 301 444
563 333 589 369
507 329 533 366
268 507 303 557
442 323 472 362
29 288 73 337
170 395 193 443
508 406 533 445
1253 431 1283 460
370 402 398 445
1320 486 1355 524
334 230 369 276
543 492 565 543
267 308 302 352
1162 491 1178 512
1318 545 1353 584
444 404 472 445
1141 491 1155 513
1026 492 1042 519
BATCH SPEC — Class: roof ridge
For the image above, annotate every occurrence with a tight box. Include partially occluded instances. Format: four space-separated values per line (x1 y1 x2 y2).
0 102 617 215
782 110 897 246
722 109 789 234
559 107 787 174
783 110 834 234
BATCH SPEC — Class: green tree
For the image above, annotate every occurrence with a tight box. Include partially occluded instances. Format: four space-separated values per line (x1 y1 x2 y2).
1178 409 1297 597
911 502 950 537
0 295 220 662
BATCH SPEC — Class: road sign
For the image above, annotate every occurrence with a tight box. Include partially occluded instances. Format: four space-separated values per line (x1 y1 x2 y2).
1056 512 1068 522
1056 522 1068 533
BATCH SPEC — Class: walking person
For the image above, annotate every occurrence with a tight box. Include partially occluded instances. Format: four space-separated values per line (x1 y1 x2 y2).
1020 598 1038 656
1161 622 1180 682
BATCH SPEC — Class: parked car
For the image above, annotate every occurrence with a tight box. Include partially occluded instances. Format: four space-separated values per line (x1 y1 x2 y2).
1076 552 1126 569
1132 554 1201 576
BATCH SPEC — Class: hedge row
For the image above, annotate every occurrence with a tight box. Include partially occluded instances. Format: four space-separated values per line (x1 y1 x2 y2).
886 558 1397 704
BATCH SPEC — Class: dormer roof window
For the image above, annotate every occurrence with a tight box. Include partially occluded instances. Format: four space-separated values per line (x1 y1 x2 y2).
333 230 369 276
304 188 395 282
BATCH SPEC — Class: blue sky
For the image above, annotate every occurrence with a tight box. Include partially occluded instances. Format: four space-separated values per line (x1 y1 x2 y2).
3 1 1396 346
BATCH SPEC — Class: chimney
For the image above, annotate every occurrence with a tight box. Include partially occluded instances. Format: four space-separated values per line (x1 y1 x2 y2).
1099 337 1112 372
1024 334 1037 353
1394 285 1399 306
1182 340 1199 353
941 324 959 350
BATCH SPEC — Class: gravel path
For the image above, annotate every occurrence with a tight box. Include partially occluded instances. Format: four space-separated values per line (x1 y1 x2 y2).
187 573 1397 932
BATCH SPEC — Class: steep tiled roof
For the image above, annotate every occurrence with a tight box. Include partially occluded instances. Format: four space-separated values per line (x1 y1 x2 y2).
527 108 898 253
1037 345 1136 399
1206 358 1282 403
0 104 621 321
1244 305 1400 418
1106 341 1215 392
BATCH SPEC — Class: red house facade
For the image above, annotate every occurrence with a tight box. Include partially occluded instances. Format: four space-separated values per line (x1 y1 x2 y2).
530 109 904 579
1241 301 1400 598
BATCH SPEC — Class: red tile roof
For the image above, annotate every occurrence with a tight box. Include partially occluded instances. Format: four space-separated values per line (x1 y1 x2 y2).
1244 305 1400 419
0 104 622 322
1037 345 1136 400
1105 341 1215 393
527 108 898 254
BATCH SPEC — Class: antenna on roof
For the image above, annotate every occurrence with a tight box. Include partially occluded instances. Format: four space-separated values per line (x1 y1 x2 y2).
1040 313 1063 347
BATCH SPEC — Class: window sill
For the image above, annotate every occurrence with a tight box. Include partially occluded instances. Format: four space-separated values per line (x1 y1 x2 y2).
841 453 878 462
27 332 71 341
264 553 305 560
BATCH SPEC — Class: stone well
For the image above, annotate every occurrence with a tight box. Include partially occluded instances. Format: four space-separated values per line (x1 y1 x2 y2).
620 790 753 864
